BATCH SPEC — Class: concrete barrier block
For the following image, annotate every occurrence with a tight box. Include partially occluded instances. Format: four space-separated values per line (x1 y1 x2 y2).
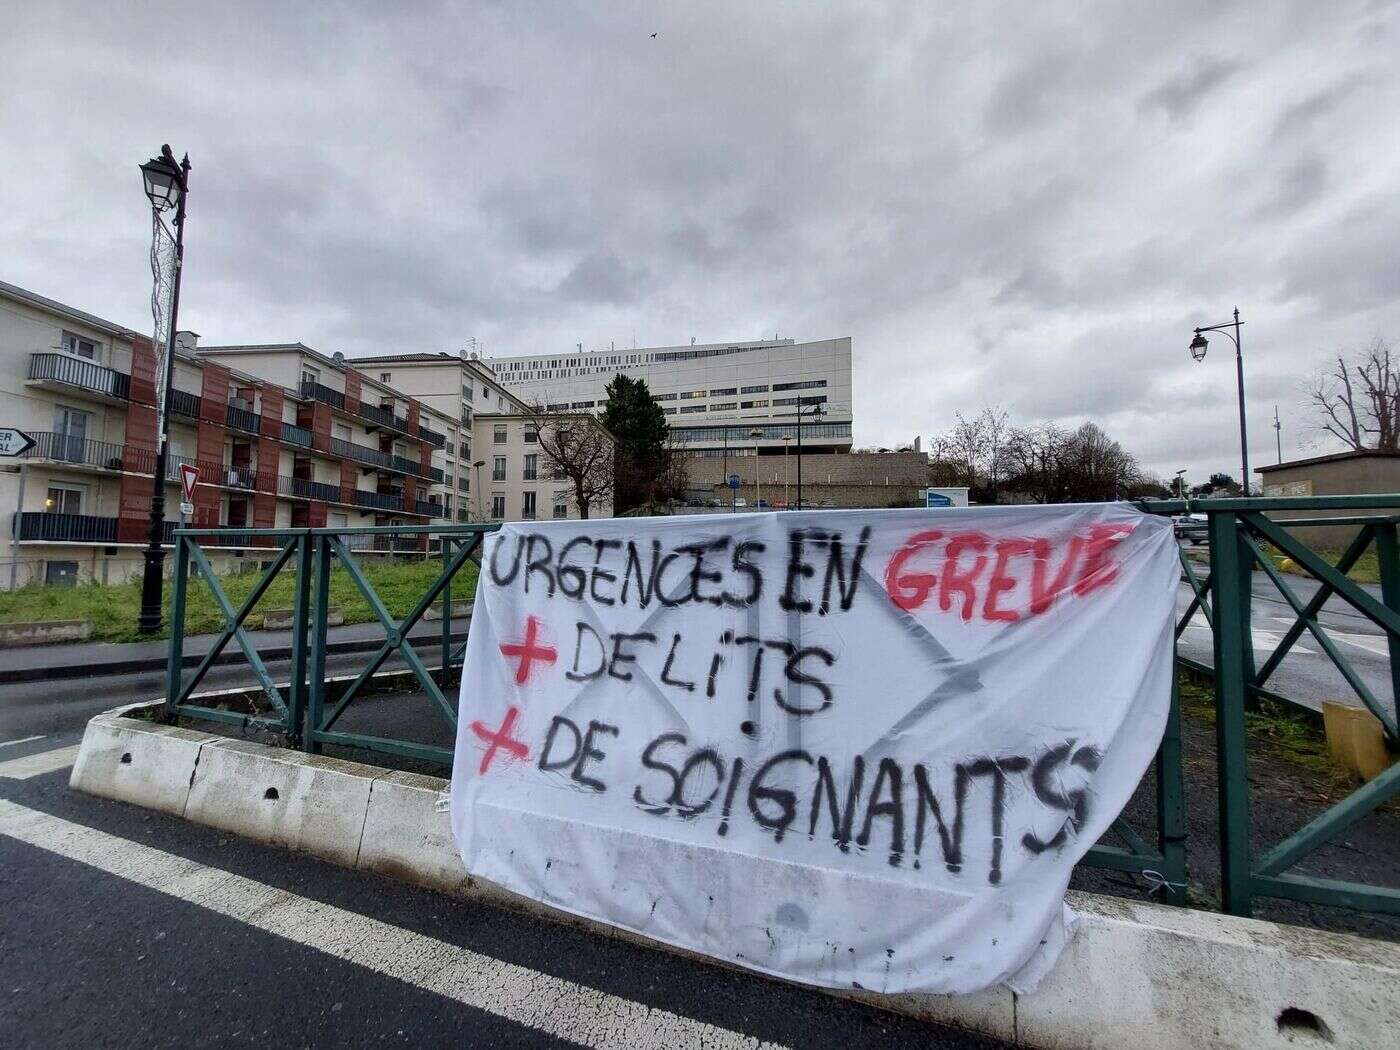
423 601 471 621
0 619 93 647
184 738 372 866
1017 891 1400 1049
261 607 342 630
69 715 207 817
358 771 470 893
1323 701 1392 781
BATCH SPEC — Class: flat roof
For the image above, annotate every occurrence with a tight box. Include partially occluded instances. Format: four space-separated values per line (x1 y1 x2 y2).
0 278 139 338
1257 448 1400 473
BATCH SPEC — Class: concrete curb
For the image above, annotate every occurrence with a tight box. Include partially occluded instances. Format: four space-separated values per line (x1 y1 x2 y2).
0 629 468 685
71 703 1400 1049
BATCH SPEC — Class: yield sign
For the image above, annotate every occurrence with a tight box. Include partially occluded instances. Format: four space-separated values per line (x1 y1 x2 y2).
0 428 35 457
179 463 200 504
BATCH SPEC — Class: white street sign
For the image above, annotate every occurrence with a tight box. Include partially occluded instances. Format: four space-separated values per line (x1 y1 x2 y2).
0 428 36 457
179 502 195 517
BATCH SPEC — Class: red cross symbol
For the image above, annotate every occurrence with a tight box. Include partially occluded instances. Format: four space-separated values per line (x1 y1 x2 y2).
499 615 557 684
470 706 529 774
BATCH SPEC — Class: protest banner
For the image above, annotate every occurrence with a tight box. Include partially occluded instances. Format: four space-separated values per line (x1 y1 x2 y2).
451 503 1178 994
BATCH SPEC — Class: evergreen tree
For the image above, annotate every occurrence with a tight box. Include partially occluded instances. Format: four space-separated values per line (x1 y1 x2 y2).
601 374 683 512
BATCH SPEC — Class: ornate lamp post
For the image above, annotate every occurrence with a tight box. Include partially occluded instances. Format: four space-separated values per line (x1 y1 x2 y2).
137 145 191 634
782 435 791 507
1189 308 1250 495
472 460 485 520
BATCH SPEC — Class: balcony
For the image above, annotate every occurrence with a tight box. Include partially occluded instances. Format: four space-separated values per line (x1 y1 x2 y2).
225 402 261 434
355 489 404 512
21 432 137 473
414 499 444 518
28 353 130 403
281 421 313 448
299 379 345 411
168 456 256 491
15 512 176 544
169 388 201 419
357 401 410 435
279 476 340 502
420 425 446 448
330 437 393 470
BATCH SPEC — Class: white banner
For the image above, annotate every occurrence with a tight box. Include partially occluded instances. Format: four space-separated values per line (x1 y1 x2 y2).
451 504 1178 994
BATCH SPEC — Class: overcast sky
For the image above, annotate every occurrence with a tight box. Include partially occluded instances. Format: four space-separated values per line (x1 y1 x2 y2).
4 1 1399 485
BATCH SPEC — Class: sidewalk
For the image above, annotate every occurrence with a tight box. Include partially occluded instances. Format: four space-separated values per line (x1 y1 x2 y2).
0 615 470 685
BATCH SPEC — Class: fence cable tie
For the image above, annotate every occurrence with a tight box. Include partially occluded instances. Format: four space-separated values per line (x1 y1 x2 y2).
1140 869 1187 897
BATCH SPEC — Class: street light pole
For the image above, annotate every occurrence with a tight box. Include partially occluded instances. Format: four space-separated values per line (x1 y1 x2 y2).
750 427 763 508
793 400 824 510
137 145 190 634
1189 307 1250 495
782 435 791 507
472 460 485 520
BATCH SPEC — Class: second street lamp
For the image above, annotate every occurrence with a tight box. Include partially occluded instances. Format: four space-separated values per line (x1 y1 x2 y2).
794 400 824 510
1189 307 1251 496
137 144 191 634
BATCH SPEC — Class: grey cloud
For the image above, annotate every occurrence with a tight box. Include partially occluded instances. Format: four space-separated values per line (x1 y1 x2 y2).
1137 57 1244 120
556 251 649 305
1272 74 1369 138
1253 156 1328 218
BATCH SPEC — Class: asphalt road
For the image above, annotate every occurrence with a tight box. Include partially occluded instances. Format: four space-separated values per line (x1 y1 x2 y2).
1175 565 1397 723
0 690 1005 1047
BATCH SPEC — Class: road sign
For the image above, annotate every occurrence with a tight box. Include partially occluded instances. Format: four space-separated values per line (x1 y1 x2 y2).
727 474 741 489
179 502 195 517
179 463 200 505
0 428 35 457
925 490 953 508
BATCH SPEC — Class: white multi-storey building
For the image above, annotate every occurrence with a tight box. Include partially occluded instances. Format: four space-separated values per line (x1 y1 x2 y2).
486 337 853 458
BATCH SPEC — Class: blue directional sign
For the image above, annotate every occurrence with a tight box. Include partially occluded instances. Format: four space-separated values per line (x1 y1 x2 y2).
728 474 741 489
925 490 953 508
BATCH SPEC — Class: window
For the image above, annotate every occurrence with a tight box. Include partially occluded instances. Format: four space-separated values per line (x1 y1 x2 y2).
773 395 828 407
45 484 85 515
571 401 595 409
53 404 91 462
773 379 828 392
494 425 507 443
546 403 569 412
333 423 352 442
491 494 506 519
301 366 320 387
493 456 506 481
741 399 769 409
740 384 768 394
654 393 676 401
522 491 537 519
459 441 470 459
524 428 538 444
459 475 470 492
709 402 737 412
61 331 99 360
45 561 79 586
380 372 392 384
523 454 538 481
709 387 737 396
679 389 706 400
462 383 474 402
662 407 676 415
329 512 349 529
553 501 568 519
461 405 472 425
679 405 707 414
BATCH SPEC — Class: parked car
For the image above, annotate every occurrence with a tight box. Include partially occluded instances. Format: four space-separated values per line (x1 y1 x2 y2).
1173 514 1208 543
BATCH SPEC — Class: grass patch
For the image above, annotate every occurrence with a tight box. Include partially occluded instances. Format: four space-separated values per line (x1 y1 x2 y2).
1177 673 1334 776
1261 544 1380 585
0 557 477 644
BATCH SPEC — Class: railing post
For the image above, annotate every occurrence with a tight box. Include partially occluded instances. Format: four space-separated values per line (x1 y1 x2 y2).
440 534 452 683
1209 509 1254 916
285 531 313 745
305 533 332 755
1373 522 1400 738
162 535 189 720
1154 651 1189 904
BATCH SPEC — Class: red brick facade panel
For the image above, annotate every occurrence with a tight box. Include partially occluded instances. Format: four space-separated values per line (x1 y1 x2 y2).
129 335 158 407
344 370 361 414
116 471 151 544
340 459 358 507
199 363 231 425
307 501 327 528
256 437 280 493
122 402 158 474
252 492 277 540
259 386 284 441
309 403 331 452
406 401 420 437
419 441 433 473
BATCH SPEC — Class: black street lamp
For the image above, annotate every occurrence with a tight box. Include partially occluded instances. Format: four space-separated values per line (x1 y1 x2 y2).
793 400 825 509
1188 307 1250 496
472 460 485 520
137 145 191 634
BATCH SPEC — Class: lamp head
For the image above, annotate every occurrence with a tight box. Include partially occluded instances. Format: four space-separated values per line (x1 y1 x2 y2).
1189 332 1209 361
140 148 183 212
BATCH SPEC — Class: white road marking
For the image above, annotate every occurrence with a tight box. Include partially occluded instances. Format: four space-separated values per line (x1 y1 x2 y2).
0 799 781 1050
1179 613 1315 654
0 734 45 749
0 743 81 780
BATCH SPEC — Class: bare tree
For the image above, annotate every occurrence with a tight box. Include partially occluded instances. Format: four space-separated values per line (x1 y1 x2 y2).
928 408 1011 499
522 405 615 519
1308 338 1400 451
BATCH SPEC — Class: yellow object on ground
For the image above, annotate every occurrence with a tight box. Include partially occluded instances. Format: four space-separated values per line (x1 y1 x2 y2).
1322 701 1392 781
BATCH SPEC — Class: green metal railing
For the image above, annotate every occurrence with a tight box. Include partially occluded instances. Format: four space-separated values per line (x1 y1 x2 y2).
162 500 1400 921
163 524 498 765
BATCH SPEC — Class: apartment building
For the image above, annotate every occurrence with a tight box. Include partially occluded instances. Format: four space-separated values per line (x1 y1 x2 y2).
1 281 455 589
485 336 853 458
352 351 614 521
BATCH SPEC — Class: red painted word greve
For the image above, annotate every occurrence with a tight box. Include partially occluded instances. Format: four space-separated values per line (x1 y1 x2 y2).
883 523 1134 621
499 614 557 684
471 706 529 773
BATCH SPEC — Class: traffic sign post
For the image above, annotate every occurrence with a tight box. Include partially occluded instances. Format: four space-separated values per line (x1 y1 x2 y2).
179 463 200 524
0 428 35 457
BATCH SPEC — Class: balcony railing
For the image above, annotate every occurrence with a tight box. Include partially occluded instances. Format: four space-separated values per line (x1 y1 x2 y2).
299 379 345 411
168 456 256 490
420 425 446 448
330 437 393 470
414 500 444 518
355 489 404 512
169 388 201 419
28 353 130 401
279 476 341 502
225 402 261 434
358 402 411 434
22 432 132 472
16 512 119 543
281 422 313 447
